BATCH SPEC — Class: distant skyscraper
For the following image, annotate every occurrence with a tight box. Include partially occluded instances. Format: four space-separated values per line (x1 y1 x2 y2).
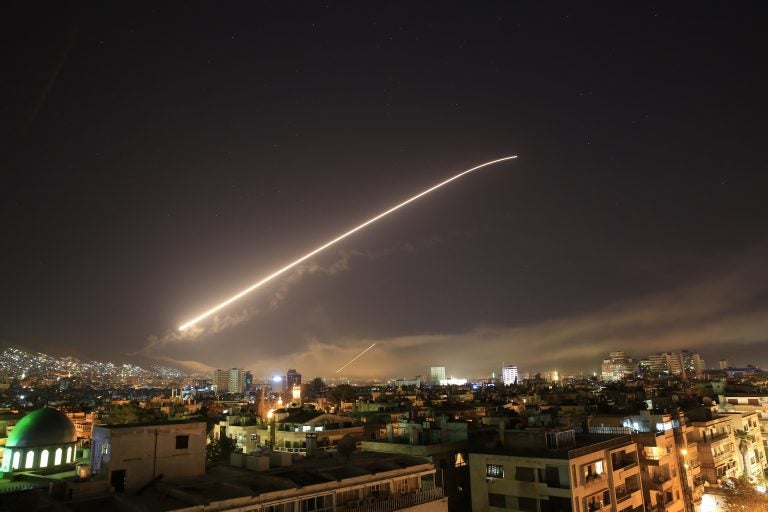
213 368 246 393
430 367 446 385
229 368 247 394
719 359 730 369
681 350 705 378
501 365 519 385
213 369 230 393
286 369 302 389
601 351 635 381
648 352 684 375
244 371 253 392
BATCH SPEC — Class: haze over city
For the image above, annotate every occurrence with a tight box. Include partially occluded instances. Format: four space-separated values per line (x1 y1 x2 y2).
3 4 767 378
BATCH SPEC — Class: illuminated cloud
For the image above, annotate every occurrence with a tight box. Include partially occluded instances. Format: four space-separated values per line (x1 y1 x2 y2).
241 245 768 377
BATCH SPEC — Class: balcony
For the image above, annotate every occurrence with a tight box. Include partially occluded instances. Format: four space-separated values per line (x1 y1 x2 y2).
650 476 673 490
712 451 733 465
582 473 609 491
612 458 639 471
615 487 641 504
343 487 445 512
700 432 729 444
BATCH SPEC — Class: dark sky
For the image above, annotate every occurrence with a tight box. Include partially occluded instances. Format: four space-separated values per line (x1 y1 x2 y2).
3 3 767 378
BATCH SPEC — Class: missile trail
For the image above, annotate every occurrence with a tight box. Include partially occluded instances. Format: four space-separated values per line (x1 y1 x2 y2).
179 155 518 331
336 343 377 373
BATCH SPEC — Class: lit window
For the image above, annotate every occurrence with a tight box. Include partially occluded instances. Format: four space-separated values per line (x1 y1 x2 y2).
12 451 21 469
54 448 63 465
66 446 73 463
487 464 505 478
25 451 35 469
40 450 49 468
455 452 467 467
595 460 604 475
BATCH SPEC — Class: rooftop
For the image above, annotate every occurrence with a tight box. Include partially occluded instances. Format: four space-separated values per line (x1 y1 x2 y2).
472 433 634 460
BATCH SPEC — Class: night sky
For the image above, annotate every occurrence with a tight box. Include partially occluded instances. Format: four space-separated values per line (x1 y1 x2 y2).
3 4 767 379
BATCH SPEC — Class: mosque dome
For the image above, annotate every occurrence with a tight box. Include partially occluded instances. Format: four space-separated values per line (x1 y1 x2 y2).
6 407 77 448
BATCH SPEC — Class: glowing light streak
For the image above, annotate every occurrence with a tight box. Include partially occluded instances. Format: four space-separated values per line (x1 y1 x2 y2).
335 343 377 373
179 155 518 330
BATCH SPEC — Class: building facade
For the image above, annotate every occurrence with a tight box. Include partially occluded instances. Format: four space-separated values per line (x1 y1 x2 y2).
430 367 446 385
502 365 519 386
213 368 247 394
601 352 634 382
90 420 207 492
685 408 740 484
470 428 644 512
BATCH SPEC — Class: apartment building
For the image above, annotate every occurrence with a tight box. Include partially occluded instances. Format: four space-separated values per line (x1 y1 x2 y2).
723 394 768 459
589 410 694 512
685 407 740 484
721 410 767 480
470 428 644 512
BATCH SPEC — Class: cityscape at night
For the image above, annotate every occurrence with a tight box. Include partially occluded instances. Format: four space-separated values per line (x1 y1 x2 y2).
2 3 767 511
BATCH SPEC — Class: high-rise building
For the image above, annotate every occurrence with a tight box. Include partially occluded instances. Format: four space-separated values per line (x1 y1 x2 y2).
719 359 730 369
648 352 684 375
244 371 253 392
681 350 705 378
229 368 246 394
213 369 230 393
501 365 519 386
286 369 302 389
430 367 446 385
212 368 247 394
601 351 635 381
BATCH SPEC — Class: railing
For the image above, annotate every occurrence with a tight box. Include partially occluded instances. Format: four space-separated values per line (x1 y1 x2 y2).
612 459 638 471
712 451 732 464
569 436 633 459
701 432 729 444
582 474 608 490
344 487 444 512
650 477 672 490
0 483 34 494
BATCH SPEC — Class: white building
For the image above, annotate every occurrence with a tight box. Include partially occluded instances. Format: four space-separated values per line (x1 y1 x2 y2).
430 367 446 385
90 420 207 492
0 407 77 475
502 365 519 386
601 351 634 381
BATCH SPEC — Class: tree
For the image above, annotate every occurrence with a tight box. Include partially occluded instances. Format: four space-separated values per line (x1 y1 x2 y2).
206 432 237 464
337 435 356 460
326 384 356 405
724 477 768 510
106 401 158 424
308 377 325 399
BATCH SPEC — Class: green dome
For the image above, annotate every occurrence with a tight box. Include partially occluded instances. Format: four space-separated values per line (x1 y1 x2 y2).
6 407 77 448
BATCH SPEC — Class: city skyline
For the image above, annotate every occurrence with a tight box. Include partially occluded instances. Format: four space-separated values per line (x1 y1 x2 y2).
3 4 767 377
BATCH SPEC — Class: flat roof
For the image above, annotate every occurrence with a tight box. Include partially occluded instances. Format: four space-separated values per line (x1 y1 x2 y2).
94 419 205 430
472 434 634 460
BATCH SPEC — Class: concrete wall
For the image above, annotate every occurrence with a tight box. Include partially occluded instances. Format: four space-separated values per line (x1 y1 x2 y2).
92 422 206 492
